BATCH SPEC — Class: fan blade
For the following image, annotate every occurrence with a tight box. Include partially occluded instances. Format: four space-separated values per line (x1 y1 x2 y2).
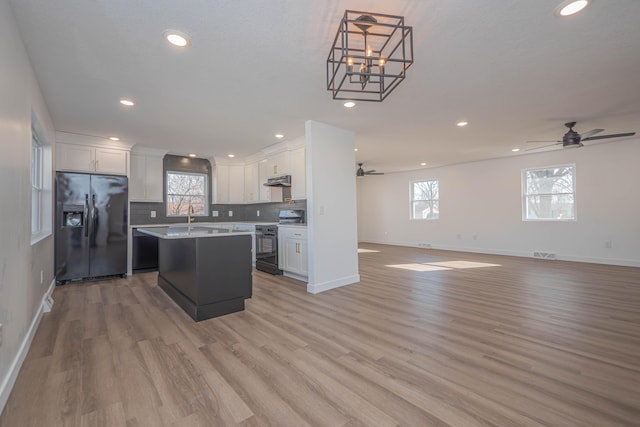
366 172 384 175
526 140 561 143
524 142 562 152
582 132 636 142
579 128 604 138
365 170 376 173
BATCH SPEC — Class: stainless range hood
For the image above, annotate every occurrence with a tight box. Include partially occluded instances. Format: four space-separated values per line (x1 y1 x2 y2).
263 175 291 187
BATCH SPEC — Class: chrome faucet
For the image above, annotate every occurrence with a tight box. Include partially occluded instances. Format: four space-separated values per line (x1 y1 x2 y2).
188 203 195 224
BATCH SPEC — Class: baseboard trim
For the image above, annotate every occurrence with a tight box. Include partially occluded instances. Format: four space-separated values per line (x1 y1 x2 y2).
0 279 54 414
359 239 640 267
307 274 360 294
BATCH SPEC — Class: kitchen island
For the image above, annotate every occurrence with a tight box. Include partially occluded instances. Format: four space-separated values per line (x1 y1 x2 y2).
137 225 253 321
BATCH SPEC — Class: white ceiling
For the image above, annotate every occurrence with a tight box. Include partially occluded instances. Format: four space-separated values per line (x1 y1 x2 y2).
9 0 640 173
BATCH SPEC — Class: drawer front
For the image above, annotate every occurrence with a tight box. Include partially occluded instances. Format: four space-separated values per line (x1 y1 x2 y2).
279 227 307 240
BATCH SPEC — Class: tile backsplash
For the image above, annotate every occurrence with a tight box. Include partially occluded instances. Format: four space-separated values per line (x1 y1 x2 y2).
130 200 306 225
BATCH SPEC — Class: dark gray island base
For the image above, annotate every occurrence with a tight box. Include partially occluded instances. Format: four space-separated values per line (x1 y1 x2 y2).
139 226 253 321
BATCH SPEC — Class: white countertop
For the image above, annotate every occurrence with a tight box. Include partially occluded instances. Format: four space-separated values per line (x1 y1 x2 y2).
277 223 308 228
137 225 254 239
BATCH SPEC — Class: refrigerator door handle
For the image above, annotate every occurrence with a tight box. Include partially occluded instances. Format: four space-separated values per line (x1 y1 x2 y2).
84 194 89 237
90 194 97 239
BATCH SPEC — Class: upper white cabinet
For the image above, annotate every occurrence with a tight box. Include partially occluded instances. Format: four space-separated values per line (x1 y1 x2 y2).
55 132 133 176
130 147 167 202
244 162 260 203
266 151 290 177
228 165 245 203
57 143 129 175
212 138 305 204
213 161 245 204
290 146 306 200
258 160 283 203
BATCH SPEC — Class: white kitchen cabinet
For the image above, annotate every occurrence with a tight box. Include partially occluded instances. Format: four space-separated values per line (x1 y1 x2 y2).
228 165 245 203
259 160 283 203
213 163 245 204
244 162 260 203
130 149 166 202
289 146 306 199
266 151 290 177
57 143 129 175
279 226 308 279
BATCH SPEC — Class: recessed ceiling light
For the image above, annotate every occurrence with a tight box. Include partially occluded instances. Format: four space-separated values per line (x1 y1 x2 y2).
512 148 521 152
119 99 135 107
344 101 356 108
109 136 120 141
228 154 235 158
164 30 191 47
275 134 284 139
420 162 427 166
456 121 468 127
557 0 589 16
354 148 358 152
189 153 197 158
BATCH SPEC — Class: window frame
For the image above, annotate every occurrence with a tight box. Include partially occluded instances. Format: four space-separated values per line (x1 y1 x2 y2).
410 179 440 220
165 170 209 217
521 164 577 222
30 116 52 245
31 131 43 235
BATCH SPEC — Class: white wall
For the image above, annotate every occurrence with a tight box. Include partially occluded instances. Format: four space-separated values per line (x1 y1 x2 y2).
0 0 56 412
306 121 360 293
358 139 640 267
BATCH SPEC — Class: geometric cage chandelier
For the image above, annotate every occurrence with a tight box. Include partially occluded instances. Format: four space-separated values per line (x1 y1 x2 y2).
327 10 414 102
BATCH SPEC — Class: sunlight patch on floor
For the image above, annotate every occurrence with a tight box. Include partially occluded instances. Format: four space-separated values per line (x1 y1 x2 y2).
385 260 501 272
358 248 381 253
386 263 451 272
428 261 501 269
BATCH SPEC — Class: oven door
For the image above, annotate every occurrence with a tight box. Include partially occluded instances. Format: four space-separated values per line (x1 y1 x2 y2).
256 233 277 262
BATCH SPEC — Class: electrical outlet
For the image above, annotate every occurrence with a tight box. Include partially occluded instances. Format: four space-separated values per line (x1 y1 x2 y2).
150 210 157 218
473 235 477 240
40 270 43 284
228 211 233 217
212 210 219 217
257 210 260 217
457 234 462 239
605 240 612 249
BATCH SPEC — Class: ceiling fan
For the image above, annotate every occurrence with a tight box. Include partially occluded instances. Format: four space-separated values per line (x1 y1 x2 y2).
356 163 383 176
526 122 635 151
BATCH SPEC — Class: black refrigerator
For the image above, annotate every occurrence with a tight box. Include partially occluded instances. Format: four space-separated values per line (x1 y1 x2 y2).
55 172 128 284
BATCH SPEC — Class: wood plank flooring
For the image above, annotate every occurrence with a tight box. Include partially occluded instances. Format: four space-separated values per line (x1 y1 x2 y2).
2 244 639 426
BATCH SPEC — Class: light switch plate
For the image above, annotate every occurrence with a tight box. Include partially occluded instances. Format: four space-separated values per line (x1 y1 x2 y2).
229 211 233 217
150 210 157 218
212 210 219 217
257 210 260 216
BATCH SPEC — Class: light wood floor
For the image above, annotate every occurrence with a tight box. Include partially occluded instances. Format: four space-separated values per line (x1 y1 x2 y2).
2 244 640 426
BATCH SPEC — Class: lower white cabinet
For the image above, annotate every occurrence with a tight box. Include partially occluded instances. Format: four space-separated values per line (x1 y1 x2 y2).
278 226 308 278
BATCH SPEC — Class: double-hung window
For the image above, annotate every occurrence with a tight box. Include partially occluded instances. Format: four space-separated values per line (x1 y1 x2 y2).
411 180 439 220
31 129 43 234
522 165 576 220
166 171 208 216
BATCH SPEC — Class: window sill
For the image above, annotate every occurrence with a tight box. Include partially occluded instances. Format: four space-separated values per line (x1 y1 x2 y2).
31 230 52 246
